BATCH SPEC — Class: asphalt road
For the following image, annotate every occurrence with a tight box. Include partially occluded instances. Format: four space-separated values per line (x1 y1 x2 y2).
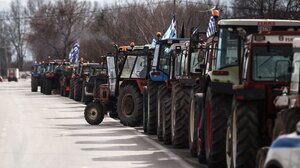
0 79 207 168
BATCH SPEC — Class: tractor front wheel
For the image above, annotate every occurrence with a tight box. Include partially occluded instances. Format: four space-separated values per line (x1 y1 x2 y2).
84 102 105 125
31 77 38 92
171 83 190 148
204 87 231 168
226 101 260 168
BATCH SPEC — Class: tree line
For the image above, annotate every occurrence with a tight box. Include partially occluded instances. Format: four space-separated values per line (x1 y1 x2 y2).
0 0 299 72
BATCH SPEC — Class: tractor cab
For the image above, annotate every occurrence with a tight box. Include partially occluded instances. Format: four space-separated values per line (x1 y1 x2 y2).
150 38 190 81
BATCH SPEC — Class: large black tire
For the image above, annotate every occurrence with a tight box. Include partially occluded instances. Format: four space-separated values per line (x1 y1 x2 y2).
143 87 148 133
31 77 38 92
147 81 161 134
60 81 65 96
109 111 118 119
69 79 75 99
81 82 86 102
117 85 143 127
171 83 190 148
282 108 300 133
204 86 231 168
226 101 260 168
162 97 172 145
74 79 82 101
44 78 52 95
189 91 199 157
40 77 45 93
157 85 170 141
188 85 202 157
84 102 105 125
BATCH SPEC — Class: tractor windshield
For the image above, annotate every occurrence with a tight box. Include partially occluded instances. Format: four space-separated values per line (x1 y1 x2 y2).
174 49 187 76
216 28 239 69
290 50 300 93
252 46 292 81
47 64 58 72
121 55 148 78
152 43 172 76
82 66 90 75
190 49 206 73
91 66 107 76
34 65 44 74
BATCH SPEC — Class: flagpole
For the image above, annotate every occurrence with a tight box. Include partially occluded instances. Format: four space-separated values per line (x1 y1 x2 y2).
173 0 176 15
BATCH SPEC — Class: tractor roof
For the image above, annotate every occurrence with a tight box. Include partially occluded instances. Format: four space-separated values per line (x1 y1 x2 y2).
219 19 300 27
293 38 300 48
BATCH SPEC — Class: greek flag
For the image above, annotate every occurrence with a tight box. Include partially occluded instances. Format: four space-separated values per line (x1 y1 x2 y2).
206 16 215 37
162 15 176 40
69 42 80 64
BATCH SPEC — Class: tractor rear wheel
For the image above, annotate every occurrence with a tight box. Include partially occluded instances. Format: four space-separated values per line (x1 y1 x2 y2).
84 102 105 125
44 78 52 95
74 79 82 101
157 85 170 141
69 79 75 99
143 87 148 133
226 101 260 168
162 97 172 145
31 77 38 92
204 87 231 168
147 81 161 134
117 85 143 127
189 91 199 157
171 83 190 148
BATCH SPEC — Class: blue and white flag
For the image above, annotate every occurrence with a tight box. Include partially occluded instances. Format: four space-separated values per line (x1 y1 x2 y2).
206 16 215 37
162 15 176 40
69 42 80 64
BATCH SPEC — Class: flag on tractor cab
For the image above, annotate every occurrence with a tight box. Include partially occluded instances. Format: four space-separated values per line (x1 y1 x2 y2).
206 16 215 37
69 42 80 64
162 15 176 40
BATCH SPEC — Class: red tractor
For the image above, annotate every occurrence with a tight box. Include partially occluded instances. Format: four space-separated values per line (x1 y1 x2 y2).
190 18 300 168
84 44 153 126
226 31 300 168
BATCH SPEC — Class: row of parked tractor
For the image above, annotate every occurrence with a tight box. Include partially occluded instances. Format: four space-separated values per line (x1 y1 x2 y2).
31 14 300 168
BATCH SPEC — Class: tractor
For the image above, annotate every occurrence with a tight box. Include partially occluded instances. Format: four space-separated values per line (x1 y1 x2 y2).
191 17 300 168
69 64 79 99
31 62 46 92
59 62 73 97
82 61 107 105
84 44 153 126
41 60 65 95
72 62 100 101
252 37 300 168
226 31 300 168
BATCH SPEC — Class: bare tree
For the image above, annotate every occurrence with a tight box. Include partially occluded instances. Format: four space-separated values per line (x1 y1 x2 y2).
6 0 28 70
28 0 94 61
0 12 12 76
231 0 300 19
